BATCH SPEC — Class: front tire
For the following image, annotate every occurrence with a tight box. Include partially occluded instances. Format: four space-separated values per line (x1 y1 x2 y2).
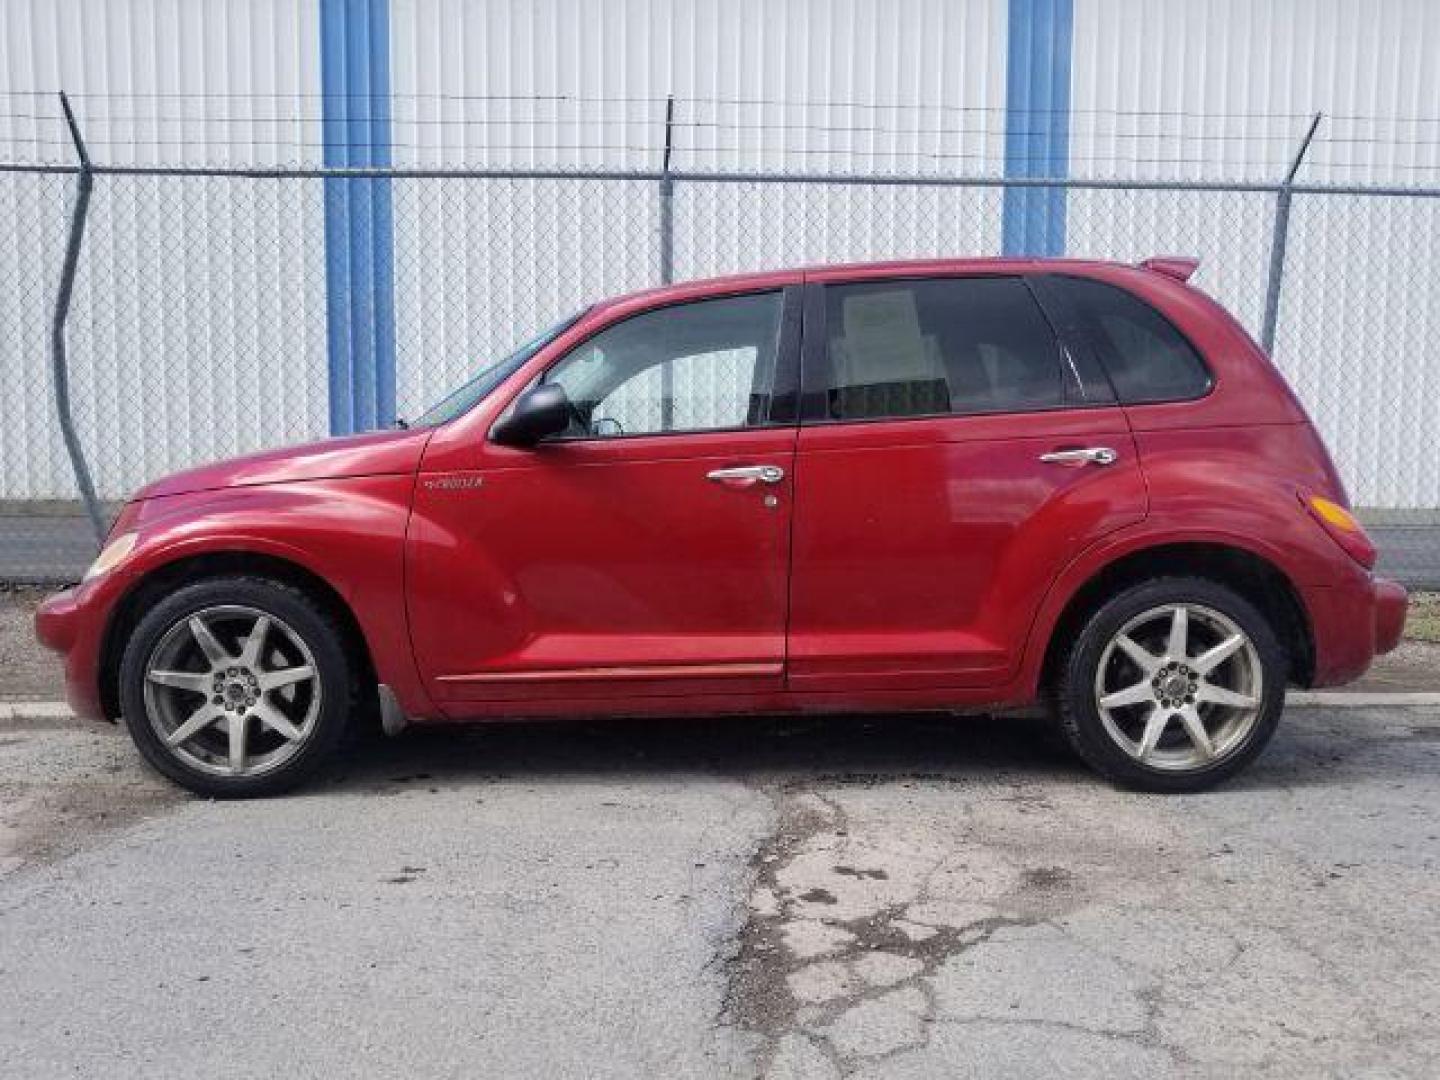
1053 576 1287 793
118 575 354 797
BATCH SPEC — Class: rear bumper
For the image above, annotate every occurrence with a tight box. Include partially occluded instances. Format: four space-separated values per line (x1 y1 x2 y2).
34 586 109 721
1372 577 1408 656
1306 573 1408 688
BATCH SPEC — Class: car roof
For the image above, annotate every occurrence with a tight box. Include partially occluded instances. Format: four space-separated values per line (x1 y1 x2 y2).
589 256 1170 313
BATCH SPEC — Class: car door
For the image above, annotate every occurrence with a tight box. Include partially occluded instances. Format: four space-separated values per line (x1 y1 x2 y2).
408 287 802 705
786 272 1148 693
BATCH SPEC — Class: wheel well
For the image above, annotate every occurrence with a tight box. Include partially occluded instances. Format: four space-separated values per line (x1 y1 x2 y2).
1040 543 1315 692
98 551 378 720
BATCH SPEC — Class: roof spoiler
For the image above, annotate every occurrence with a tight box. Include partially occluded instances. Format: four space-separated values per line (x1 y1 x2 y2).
1139 256 1200 283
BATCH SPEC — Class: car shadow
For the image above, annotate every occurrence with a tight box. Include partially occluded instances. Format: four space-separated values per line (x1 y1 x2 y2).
319 710 1090 794
310 705 1438 797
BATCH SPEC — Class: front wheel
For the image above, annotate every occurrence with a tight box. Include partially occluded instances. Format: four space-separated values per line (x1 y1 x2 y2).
1053 577 1287 793
118 575 355 797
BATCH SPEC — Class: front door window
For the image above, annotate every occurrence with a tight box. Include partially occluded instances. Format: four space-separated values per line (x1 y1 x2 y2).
543 291 785 438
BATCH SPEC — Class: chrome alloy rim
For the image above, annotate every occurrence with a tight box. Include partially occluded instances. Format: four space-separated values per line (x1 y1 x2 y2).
142 605 322 778
1093 603 1263 772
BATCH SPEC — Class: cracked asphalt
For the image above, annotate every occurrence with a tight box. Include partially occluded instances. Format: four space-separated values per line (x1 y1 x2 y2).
733 711 1440 1078
3 700 1439 1078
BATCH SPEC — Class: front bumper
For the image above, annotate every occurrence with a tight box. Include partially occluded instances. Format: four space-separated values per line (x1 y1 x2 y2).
34 585 109 721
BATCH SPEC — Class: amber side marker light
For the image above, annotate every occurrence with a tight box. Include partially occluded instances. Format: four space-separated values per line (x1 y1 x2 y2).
1300 491 1377 569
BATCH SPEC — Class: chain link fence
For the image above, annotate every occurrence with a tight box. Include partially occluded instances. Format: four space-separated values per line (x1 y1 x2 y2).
2 97 1438 585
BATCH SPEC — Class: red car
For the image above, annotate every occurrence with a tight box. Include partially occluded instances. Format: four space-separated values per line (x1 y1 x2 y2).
36 257 1407 796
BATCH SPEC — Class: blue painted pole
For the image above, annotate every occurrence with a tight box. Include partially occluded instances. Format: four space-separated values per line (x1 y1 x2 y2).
320 0 395 434
1002 0 1073 256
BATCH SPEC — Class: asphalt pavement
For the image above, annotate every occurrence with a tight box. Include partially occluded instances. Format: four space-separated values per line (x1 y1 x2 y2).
3 703 1438 1078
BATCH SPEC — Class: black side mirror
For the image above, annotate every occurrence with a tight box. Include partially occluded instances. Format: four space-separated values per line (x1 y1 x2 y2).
490 383 572 447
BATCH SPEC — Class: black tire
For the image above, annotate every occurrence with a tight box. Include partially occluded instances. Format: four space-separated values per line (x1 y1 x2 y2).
118 575 355 797
1052 576 1287 793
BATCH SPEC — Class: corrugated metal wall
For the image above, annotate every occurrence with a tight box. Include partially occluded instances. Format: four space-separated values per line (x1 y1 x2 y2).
387 0 1009 416
1071 0 1440 510
2 0 1438 507
0 0 326 500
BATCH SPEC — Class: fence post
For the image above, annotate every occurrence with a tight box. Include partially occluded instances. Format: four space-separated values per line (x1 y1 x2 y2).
658 94 676 430
1260 112 1322 355
53 92 106 546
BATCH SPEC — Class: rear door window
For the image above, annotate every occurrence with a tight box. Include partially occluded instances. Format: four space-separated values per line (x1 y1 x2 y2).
812 276 1107 422
1049 276 1212 403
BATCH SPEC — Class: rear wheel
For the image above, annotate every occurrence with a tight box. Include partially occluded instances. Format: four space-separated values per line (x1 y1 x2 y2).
1054 577 1287 792
119 575 354 797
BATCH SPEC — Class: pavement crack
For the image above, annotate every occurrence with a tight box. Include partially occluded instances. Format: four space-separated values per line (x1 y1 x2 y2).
720 779 1042 1074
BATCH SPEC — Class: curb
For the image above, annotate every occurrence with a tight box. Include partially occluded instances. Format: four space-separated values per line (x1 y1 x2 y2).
1286 691 1440 707
0 702 77 719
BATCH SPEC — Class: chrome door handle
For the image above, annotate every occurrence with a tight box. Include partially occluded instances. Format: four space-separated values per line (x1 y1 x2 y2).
707 464 786 487
1039 447 1118 466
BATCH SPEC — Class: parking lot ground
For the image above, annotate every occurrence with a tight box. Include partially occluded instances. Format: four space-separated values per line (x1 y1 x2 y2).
2 701 1439 1078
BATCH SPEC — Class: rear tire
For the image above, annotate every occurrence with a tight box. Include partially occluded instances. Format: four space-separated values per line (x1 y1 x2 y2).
118 575 355 797
1053 576 1287 793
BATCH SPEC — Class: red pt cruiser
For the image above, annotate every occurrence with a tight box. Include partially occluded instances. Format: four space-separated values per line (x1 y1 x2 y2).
36 257 1407 796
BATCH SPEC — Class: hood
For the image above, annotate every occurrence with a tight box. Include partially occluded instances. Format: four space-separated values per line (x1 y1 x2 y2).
135 428 432 500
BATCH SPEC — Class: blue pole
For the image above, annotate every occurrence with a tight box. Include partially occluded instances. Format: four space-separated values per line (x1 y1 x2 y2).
1002 0 1073 256
320 0 395 434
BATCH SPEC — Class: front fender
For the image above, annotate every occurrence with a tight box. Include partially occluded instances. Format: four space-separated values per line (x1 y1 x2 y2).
94 476 435 720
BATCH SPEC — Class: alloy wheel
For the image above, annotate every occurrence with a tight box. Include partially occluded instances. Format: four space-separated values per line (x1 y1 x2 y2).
1093 603 1263 772
141 604 322 778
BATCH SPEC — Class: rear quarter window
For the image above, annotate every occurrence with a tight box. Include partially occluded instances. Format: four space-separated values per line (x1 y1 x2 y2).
1054 276 1212 404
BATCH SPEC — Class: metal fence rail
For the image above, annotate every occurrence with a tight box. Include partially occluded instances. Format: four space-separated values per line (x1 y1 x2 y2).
2 95 1439 586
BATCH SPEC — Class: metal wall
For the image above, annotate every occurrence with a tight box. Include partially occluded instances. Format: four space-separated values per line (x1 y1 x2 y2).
3 0 1439 509
387 0 1009 416
0 0 325 500
1070 0 1440 510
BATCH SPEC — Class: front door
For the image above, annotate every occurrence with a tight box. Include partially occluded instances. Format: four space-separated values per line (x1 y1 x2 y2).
786 273 1148 692
408 287 801 704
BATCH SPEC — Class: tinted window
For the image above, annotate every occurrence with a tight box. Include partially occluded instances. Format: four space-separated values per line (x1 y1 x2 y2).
821 277 1078 421
543 291 783 438
1056 276 1211 403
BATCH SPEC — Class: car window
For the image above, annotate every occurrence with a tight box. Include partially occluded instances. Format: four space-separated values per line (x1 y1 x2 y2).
1055 276 1211 403
820 277 1079 422
543 291 784 438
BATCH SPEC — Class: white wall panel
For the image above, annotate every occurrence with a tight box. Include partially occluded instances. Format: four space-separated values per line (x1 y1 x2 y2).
1071 0 1440 185
389 0 1008 172
0 0 325 498
1276 193 1440 509
3 0 1438 507
1071 0 1440 508
0 0 323 168
388 0 1010 415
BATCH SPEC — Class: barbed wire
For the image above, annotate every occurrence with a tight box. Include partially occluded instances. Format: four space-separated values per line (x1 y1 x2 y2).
1 93 1438 184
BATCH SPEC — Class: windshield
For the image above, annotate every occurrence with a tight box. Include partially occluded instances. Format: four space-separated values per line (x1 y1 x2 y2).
411 310 586 427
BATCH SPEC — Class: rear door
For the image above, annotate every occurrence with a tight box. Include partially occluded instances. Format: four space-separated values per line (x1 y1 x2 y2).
786 273 1148 692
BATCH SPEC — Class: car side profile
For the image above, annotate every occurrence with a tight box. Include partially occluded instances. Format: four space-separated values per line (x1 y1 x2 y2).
36 256 1407 796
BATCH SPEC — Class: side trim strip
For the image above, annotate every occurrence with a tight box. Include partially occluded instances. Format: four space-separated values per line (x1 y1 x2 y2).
437 661 784 684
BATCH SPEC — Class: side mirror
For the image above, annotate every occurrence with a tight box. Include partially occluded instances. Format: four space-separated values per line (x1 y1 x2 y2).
490 383 572 447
